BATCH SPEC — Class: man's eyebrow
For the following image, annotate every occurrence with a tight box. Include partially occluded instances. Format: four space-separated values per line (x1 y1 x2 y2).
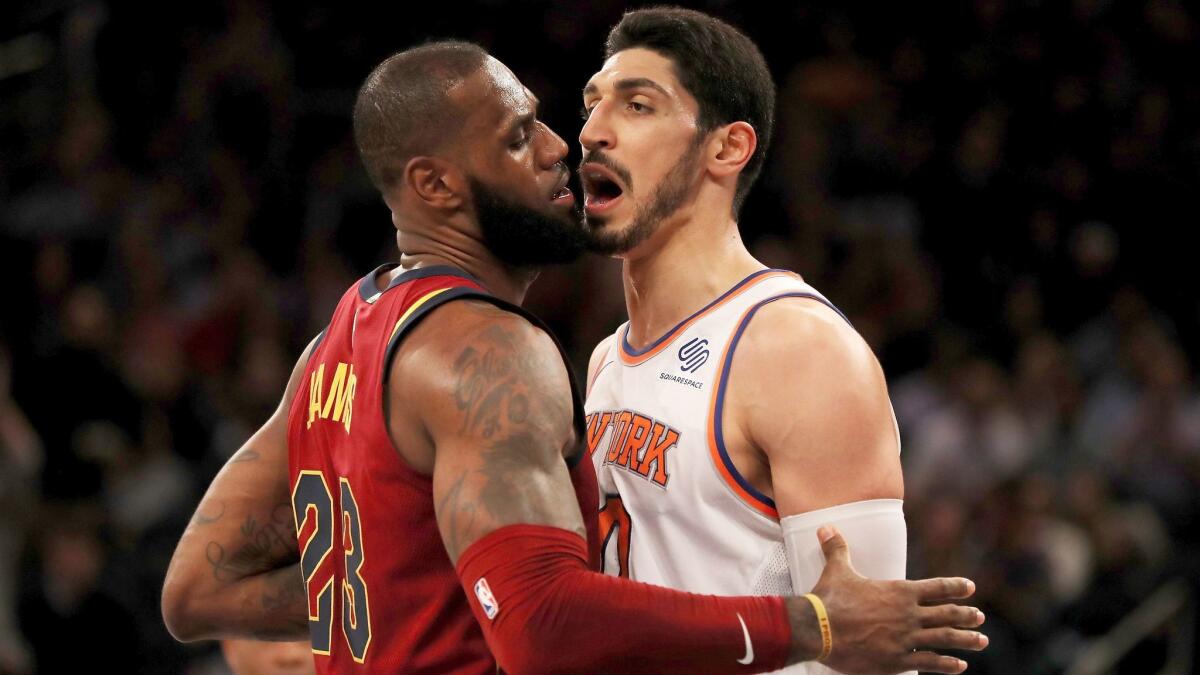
583 77 670 98
615 77 670 96
505 111 536 136
503 94 540 136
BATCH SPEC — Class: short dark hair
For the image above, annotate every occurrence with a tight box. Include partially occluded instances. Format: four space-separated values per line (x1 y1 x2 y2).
606 7 775 212
353 40 488 191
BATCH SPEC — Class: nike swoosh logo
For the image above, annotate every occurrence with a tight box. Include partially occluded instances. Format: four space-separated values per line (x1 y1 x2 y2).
736 613 754 665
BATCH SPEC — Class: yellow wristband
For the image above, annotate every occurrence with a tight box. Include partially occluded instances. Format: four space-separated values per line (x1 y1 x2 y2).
803 593 833 661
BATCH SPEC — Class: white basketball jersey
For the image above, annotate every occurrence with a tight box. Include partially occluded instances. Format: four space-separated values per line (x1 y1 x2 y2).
585 269 848 674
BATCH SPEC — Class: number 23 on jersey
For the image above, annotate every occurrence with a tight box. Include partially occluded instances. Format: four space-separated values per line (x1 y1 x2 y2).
292 470 372 663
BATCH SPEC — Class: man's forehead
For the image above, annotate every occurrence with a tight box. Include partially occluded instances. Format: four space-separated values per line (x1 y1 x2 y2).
584 48 684 97
448 56 537 130
482 56 537 114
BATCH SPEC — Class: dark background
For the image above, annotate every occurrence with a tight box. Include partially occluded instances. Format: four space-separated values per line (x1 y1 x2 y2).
1 0 1197 672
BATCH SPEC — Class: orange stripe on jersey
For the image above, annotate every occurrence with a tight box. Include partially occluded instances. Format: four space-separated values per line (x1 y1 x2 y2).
706 304 780 521
389 287 454 342
618 270 798 366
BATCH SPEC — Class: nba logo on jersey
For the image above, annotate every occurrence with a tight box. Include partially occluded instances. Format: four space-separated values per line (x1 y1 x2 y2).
474 578 499 620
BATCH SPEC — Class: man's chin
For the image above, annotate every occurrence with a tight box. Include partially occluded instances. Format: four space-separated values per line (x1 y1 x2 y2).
584 211 627 232
584 230 633 257
586 212 663 257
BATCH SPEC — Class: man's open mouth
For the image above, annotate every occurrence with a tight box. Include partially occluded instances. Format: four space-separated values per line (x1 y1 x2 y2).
581 163 626 212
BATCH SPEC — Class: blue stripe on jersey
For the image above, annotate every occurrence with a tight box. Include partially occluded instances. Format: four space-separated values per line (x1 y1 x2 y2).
711 292 852 514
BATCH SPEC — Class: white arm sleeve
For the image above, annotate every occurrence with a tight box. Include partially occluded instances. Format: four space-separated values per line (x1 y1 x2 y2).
780 498 912 675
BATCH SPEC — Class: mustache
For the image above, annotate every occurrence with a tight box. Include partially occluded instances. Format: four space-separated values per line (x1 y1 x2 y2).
578 150 633 188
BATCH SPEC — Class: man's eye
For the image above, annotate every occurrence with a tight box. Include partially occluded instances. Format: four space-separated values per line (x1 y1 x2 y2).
628 101 649 113
580 105 594 120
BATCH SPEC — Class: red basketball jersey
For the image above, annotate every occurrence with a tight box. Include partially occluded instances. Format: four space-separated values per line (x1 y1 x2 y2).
287 264 600 673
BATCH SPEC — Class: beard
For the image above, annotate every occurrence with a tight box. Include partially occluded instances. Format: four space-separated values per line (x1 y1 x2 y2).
469 177 586 268
582 135 705 256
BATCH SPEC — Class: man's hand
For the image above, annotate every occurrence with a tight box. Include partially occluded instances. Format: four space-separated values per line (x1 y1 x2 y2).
786 527 987 674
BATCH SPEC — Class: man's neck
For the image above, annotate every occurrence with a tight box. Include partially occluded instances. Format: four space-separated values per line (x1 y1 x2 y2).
394 223 538 306
395 252 537 306
621 208 763 350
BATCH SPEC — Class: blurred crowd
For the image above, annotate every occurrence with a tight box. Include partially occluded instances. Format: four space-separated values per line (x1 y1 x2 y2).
1 1 1197 672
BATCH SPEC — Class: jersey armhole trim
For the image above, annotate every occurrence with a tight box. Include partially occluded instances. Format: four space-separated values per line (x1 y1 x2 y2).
381 288 589 470
707 292 852 522
308 328 328 358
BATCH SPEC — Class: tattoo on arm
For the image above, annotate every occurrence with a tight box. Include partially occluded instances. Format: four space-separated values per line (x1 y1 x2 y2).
261 568 305 611
249 564 308 641
229 449 261 464
205 503 297 582
187 445 266 528
258 564 308 640
191 500 226 526
453 326 532 438
438 317 580 558
435 473 477 560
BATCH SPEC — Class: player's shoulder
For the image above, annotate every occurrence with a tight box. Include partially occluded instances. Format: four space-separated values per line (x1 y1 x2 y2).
389 296 575 439
737 295 877 378
391 297 566 386
730 296 897 470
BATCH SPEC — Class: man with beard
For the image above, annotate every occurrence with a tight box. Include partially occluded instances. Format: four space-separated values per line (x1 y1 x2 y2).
163 41 985 674
579 8 987 675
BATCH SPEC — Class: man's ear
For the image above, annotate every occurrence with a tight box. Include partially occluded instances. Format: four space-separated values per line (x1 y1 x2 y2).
707 121 757 179
404 156 468 210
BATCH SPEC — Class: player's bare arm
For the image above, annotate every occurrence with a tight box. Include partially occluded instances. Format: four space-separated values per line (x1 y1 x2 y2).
391 299 586 561
728 297 989 673
727 298 903 514
161 337 319 642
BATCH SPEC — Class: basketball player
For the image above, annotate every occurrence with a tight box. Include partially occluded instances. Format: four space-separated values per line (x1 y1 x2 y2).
163 42 985 674
578 8 984 674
